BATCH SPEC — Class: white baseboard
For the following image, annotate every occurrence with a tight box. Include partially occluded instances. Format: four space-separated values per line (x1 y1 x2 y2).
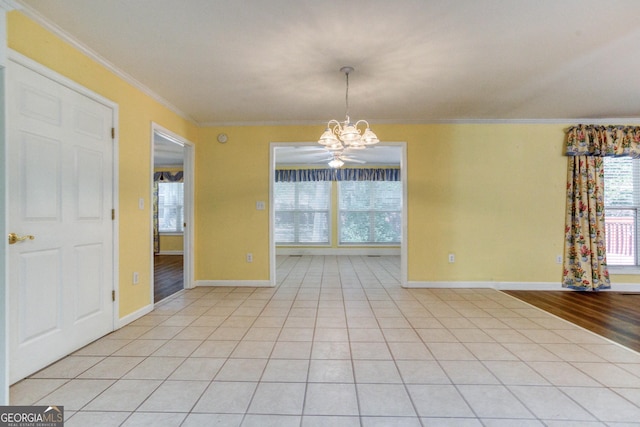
405 281 640 291
115 303 154 329
196 280 274 288
277 247 400 256
156 251 183 255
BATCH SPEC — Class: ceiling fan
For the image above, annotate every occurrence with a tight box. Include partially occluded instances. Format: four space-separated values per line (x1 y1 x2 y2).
324 149 366 168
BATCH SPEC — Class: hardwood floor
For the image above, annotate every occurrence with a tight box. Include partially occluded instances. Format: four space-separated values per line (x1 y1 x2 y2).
503 290 640 353
154 254 183 302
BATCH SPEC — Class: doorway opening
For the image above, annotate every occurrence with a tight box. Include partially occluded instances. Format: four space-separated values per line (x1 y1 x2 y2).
269 142 408 287
151 124 195 302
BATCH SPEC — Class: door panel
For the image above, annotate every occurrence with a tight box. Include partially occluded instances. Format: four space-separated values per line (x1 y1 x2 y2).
8 60 115 384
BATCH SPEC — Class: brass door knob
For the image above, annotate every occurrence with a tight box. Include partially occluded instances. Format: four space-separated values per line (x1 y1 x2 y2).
8 233 35 245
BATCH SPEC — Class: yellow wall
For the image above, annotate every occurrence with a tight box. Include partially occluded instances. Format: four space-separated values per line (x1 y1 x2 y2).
159 234 184 253
8 12 199 317
199 124 639 286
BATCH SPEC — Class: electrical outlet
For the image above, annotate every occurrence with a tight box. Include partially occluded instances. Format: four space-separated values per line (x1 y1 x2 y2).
246 253 253 263
256 201 265 210
133 272 139 284
448 253 455 263
556 255 563 264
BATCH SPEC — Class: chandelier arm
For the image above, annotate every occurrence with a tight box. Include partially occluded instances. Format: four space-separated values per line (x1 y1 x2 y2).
354 120 370 129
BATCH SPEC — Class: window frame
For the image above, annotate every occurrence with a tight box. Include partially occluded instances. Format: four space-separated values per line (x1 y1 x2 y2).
273 180 332 246
337 180 402 246
157 181 185 234
603 156 640 273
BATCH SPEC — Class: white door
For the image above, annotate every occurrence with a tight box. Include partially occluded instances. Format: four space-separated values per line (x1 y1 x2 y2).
7 60 115 384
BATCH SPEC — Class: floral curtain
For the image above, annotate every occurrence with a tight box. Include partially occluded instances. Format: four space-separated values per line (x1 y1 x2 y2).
153 171 183 254
563 125 640 290
275 168 400 182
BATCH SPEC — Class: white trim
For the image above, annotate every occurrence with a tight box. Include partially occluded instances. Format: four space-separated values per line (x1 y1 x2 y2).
277 248 400 256
150 123 196 302
609 267 640 275
157 250 183 256
196 280 274 288
15 2 197 125
115 303 154 329
200 118 640 127
405 280 640 292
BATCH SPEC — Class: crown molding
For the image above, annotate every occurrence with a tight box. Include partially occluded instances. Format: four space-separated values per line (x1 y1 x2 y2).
15 1 198 126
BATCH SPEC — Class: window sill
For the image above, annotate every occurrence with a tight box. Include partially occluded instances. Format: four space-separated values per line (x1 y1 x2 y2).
159 232 184 236
609 266 640 275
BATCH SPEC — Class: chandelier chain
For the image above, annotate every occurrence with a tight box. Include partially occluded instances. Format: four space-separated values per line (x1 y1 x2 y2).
345 70 350 120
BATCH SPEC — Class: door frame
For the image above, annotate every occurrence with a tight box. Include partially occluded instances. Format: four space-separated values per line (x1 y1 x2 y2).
6 49 120 367
150 122 195 300
269 141 408 286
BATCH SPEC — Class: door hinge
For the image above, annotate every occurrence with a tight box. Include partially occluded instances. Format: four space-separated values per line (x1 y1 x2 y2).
111 127 115 139
112 209 115 220
112 290 115 301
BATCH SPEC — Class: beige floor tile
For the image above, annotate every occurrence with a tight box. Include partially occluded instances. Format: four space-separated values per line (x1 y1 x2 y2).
193 381 258 413
192 340 238 357
396 360 450 384
152 339 202 357
561 387 640 423
272 341 313 359
357 384 416 416
36 379 115 410
230 340 275 358
407 385 474 417
243 414 301 426
78 356 144 379
10 378 68 405
439 360 500 385
457 385 534 419
66 411 130 427
73 338 132 356
509 385 596 421
304 383 359 416
351 342 392 360
215 358 267 381
138 380 209 412
387 342 433 360
31 356 104 379
353 360 402 383
302 415 360 426
248 382 306 415
120 412 187 427
84 379 161 411
309 360 354 383
113 339 167 356
311 342 351 359
262 359 309 382
361 417 421 426
122 356 185 380
168 357 225 380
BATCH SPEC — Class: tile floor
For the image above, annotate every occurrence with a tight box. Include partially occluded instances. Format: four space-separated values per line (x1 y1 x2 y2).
10 255 640 426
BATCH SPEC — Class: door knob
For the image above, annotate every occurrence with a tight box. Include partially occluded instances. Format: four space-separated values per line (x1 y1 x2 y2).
8 233 35 245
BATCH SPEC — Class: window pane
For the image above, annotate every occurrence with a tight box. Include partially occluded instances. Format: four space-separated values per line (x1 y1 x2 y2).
604 208 636 266
274 181 330 244
158 182 184 232
604 157 635 206
340 212 371 243
298 212 329 242
374 212 402 243
338 180 402 244
275 211 295 243
339 182 372 210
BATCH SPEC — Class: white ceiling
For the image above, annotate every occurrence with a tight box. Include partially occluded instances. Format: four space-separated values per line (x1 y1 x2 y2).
17 0 640 128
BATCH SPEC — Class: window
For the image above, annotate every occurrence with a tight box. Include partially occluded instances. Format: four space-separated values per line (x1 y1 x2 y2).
603 157 640 266
158 182 184 233
338 181 402 244
274 181 330 244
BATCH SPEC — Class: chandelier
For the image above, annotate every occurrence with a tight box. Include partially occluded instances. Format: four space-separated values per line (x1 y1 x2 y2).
318 66 379 167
